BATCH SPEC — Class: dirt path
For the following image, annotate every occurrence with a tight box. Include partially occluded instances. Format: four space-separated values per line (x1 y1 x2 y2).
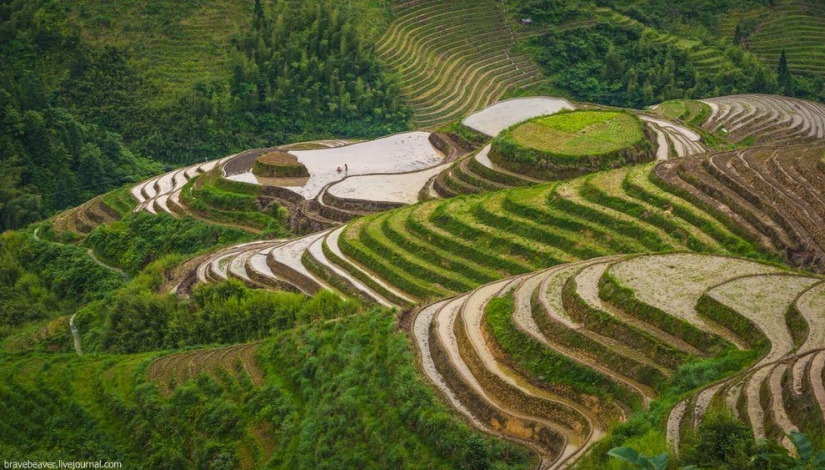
645 122 670 160
693 383 725 427
474 144 546 183
666 400 687 453
85 249 128 278
745 366 773 441
796 282 825 355
69 314 82 356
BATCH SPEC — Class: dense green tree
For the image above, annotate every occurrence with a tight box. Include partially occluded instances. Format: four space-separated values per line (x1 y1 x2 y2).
526 21 776 108
778 50 794 96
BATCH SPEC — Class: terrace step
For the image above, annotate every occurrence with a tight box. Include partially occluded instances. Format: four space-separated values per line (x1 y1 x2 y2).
376 0 544 128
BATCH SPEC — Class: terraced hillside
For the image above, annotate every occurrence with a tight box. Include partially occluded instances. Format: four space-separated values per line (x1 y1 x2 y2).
69 0 253 102
722 0 825 78
157 135 457 234
596 9 735 76
177 118 825 384
147 342 262 395
700 94 825 144
50 191 132 240
411 253 825 465
433 98 708 199
656 143 825 271
184 152 777 305
375 0 545 127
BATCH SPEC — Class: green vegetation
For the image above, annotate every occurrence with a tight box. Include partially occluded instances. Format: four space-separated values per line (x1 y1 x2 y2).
0 312 532 468
4 232 127 306
83 270 360 354
678 411 760 469
653 100 713 127
490 111 653 179
342 162 764 302
85 212 251 275
375 0 544 127
510 111 644 155
181 173 290 235
0 0 409 230
0 231 126 352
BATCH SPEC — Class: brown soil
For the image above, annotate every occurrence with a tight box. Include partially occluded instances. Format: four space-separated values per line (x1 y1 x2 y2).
254 175 310 187
655 144 825 272
258 151 300 166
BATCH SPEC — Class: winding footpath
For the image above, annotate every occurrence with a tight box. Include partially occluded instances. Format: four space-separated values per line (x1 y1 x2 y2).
69 313 82 356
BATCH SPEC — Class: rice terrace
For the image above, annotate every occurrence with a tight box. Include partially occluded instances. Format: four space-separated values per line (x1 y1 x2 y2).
3 0 825 468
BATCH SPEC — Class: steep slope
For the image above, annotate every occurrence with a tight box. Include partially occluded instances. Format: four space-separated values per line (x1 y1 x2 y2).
376 0 544 127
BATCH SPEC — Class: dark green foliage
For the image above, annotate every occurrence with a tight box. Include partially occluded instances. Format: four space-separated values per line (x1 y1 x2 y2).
610 0 771 29
92 272 359 354
777 50 794 96
0 0 160 230
0 231 125 349
525 21 775 108
0 235 60 329
678 412 761 469
85 212 251 274
226 0 412 145
3 232 125 306
0 378 126 462
734 18 759 46
513 0 583 25
0 312 533 469
261 313 531 468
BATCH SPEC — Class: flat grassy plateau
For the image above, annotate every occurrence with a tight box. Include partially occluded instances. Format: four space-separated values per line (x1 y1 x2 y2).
510 111 643 156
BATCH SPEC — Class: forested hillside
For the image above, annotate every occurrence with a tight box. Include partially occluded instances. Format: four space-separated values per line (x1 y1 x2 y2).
510 0 825 108
3 1 825 467
0 0 409 231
